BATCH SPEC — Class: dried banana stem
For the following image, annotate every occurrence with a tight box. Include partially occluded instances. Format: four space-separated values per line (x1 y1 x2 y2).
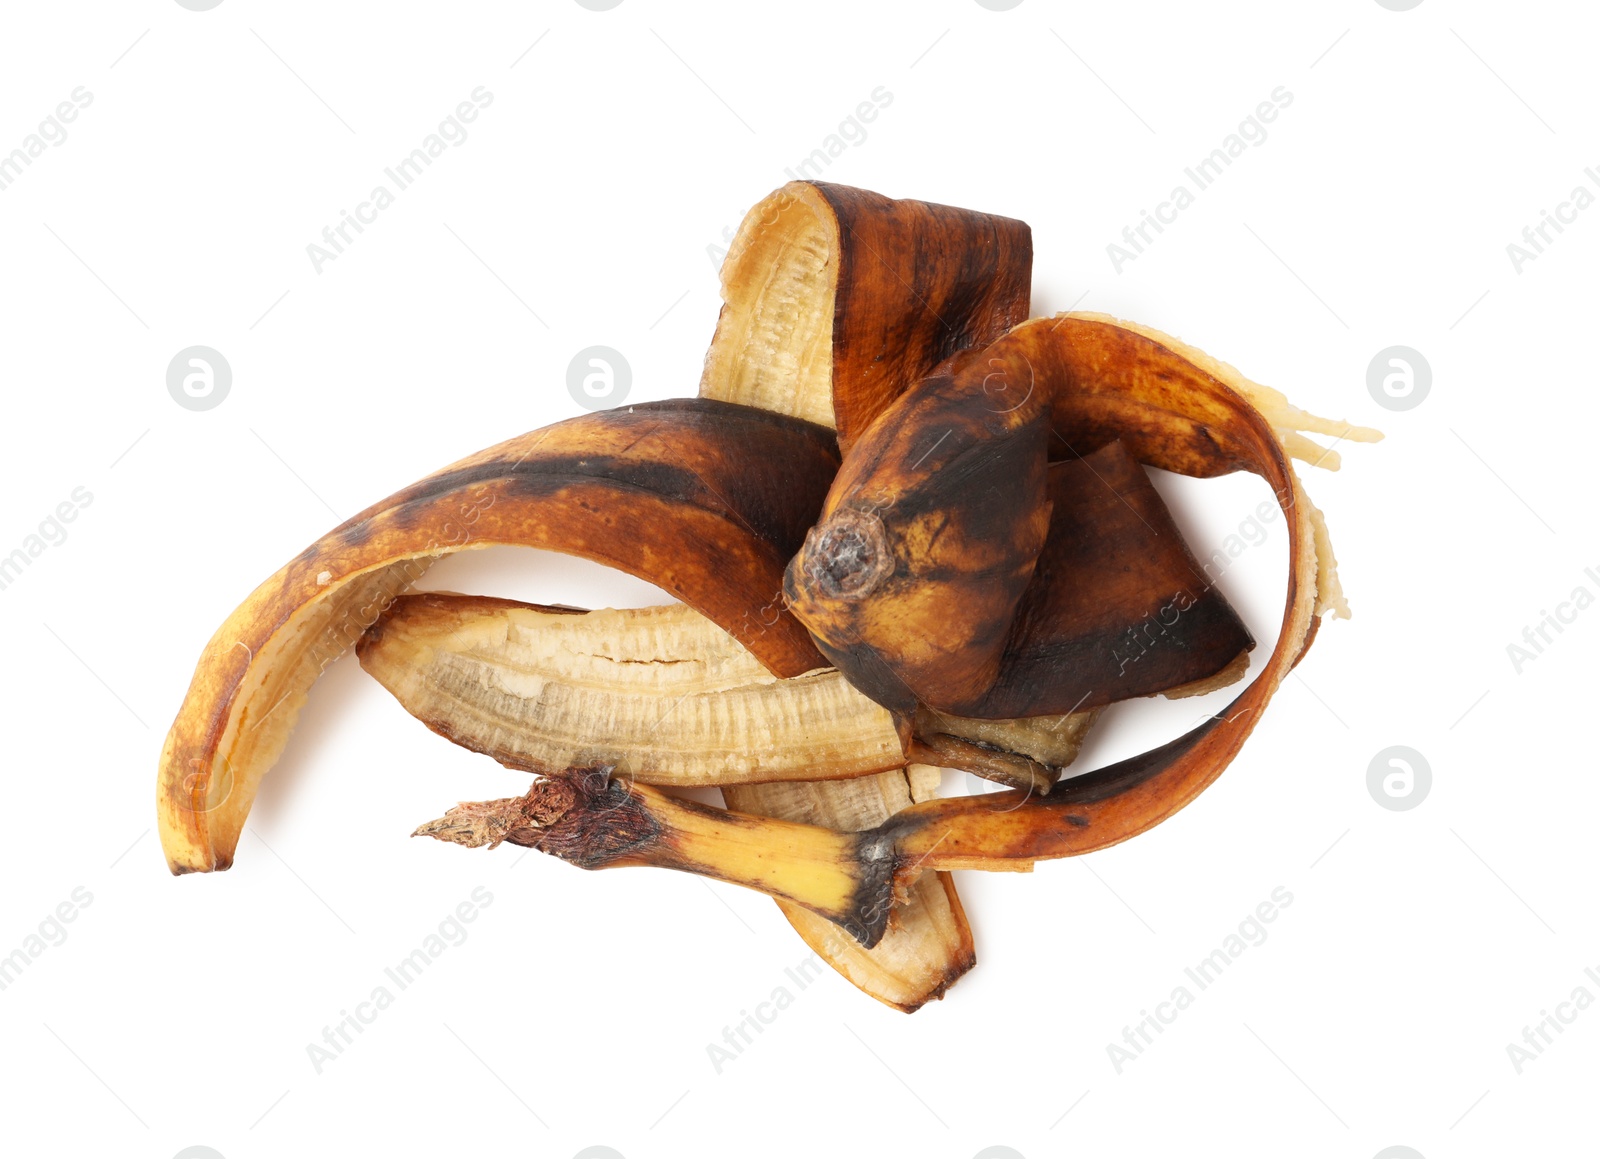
416 769 898 948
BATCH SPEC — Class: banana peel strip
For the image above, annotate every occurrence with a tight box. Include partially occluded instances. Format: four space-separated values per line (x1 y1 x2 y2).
871 313 1383 873
157 399 839 873
702 181 1032 451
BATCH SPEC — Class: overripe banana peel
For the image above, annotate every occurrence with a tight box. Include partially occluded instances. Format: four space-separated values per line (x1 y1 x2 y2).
700 181 1032 450
786 366 1054 711
694 181 1033 998
413 312 1378 941
157 399 838 873
788 434 1257 721
722 771 975 1012
158 180 1380 1008
356 440 1252 794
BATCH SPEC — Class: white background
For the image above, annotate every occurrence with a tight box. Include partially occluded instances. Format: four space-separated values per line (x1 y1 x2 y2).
0 1 1594 1157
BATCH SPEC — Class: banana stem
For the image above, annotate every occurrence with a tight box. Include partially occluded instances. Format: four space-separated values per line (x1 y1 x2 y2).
415 769 898 947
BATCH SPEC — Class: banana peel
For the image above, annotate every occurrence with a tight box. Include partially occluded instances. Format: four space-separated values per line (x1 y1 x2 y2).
785 367 1053 712
695 181 1032 1003
366 591 982 1009
158 181 1378 1007
357 439 1252 796
701 181 1032 451
158 399 839 873
789 435 1256 722
416 315 1378 945
357 595 905 787
722 773 975 1012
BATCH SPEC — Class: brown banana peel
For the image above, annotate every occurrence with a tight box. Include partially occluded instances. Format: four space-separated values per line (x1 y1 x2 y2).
701 181 1033 451
846 311 1377 869
418 315 1379 944
785 369 1054 712
692 180 1031 1004
789 434 1256 722
866 312 1381 871
366 591 983 1009
158 399 839 873
722 772 975 1013
358 439 1253 796
159 178 1379 1007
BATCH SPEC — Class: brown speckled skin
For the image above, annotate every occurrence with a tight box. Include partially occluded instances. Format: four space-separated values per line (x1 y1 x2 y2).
514 318 1324 937
786 367 1052 713
967 441 1254 719
869 317 1321 873
808 182 1034 451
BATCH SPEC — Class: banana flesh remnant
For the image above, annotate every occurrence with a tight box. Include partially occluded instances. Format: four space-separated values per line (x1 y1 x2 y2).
359 595 904 786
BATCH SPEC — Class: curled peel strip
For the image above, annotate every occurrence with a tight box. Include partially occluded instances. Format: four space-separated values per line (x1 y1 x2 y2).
870 312 1382 874
156 400 840 873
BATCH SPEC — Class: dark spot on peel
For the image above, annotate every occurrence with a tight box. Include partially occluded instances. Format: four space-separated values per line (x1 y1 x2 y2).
802 509 893 601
